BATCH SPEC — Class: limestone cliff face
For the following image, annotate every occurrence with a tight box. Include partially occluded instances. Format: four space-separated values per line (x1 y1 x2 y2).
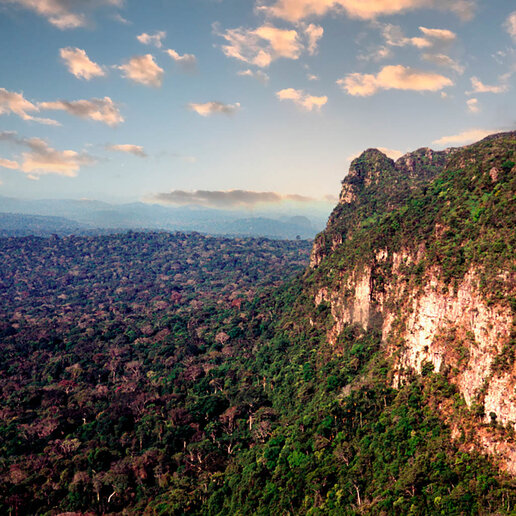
311 132 516 472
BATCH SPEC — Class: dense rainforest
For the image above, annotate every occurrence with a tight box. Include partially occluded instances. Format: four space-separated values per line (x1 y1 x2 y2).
0 132 515 515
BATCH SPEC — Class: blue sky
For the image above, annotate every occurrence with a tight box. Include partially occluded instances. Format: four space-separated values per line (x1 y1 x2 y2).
0 0 514 210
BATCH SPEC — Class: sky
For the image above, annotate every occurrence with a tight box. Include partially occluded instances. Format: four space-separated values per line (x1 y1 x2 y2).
0 0 514 211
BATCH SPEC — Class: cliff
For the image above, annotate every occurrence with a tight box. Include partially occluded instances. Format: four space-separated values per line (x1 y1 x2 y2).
310 131 516 471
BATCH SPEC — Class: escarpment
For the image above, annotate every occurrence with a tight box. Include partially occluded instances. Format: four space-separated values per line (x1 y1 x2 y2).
311 131 516 471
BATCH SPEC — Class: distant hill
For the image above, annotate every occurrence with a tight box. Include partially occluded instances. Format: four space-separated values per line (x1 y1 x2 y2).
0 196 325 239
0 213 91 237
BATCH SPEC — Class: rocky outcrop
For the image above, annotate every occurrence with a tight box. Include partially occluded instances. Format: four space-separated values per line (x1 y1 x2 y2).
310 147 451 268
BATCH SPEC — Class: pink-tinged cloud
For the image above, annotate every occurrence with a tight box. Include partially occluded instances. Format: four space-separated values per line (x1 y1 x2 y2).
0 131 94 177
433 128 494 146
60 47 105 80
276 88 327 111
468 76 508 94
0 158 20 169
257 0 475 22
304 23 324 54
217 23 308 67
107 144 147 157
39 97 123 126
337 65 453 96
505 11 516 41
0 0 123 29
188 101 241 117
237 69 270 83
466 98 479 113
422 53 464 74
380 24 456 49
117 54 164 87
137 31 167 48
0 88 58 125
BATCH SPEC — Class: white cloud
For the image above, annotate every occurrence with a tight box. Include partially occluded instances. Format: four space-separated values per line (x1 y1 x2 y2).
216 23 305 67
237 69 270 83
422 53 464 74
39 97 123 126
276 88 327 111
188 101 241 117
107 144 147 157
137 31 167 48
117 54 164 87
466 98 479 113
0 131 94 177
166 49 197 71
257 0 476 22
337 65 453 96
60 47 105 80
505 11 516 41
307 73 319 80
0 88 58 125
468 76 508 94
433 128 494 146
0 0 123 29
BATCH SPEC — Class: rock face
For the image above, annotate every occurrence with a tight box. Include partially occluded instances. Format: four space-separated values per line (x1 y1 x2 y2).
311 132 516 471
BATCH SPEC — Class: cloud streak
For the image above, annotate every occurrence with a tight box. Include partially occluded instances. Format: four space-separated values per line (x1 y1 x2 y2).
433 128 494 146
188 101 241 117
505 11 516 42
276 88 328 111
166 49 197 71
0 88 58 125
117 55 164 87
39 97 123 126
337 65 452 96
466 98 479 113
60 47 105 80
422 53 464 74
468 76 509 94
237 69 270 83
257 0 476 22
107 144 147 157
0 0 123 29
151 189 315 208
0 131 94 178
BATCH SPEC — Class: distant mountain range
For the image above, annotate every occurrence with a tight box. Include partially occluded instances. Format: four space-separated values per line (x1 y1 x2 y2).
0 196 328 239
